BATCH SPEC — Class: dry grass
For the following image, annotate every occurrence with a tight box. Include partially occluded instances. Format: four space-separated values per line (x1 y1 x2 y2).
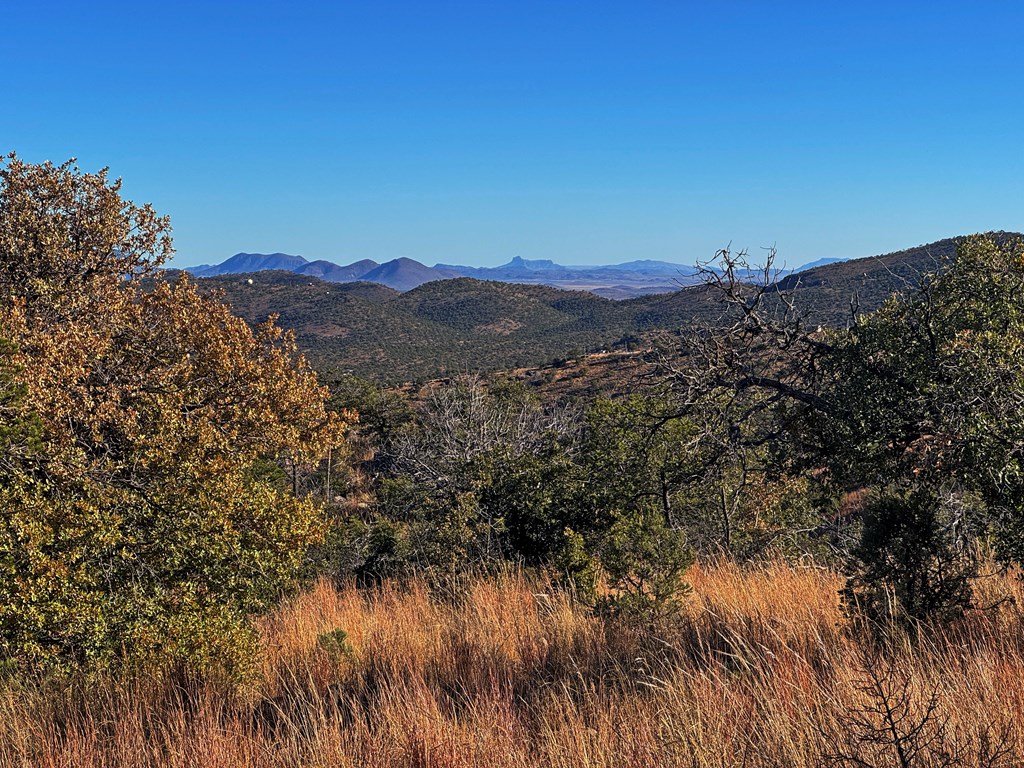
2 561 1023 767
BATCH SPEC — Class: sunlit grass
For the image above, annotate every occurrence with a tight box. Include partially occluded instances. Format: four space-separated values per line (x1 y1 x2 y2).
1 561 1021 767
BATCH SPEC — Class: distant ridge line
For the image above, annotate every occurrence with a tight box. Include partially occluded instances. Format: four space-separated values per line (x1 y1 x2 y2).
181 233 1022 298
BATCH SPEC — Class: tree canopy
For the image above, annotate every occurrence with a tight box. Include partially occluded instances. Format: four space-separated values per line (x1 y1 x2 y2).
656 235 1024 624
0 156 348 674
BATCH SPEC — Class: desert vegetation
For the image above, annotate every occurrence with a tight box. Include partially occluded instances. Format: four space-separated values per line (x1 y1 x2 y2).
198 234 1016 384
1 563 1022 767
4 155 1024 766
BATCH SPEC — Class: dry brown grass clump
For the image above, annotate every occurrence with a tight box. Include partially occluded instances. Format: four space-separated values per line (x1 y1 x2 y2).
1 561 1022 767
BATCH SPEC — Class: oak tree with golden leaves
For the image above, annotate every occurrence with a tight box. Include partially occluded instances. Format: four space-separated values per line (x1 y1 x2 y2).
0 155 348 674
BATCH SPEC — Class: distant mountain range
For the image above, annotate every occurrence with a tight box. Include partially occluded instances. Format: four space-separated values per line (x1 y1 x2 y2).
184 252 826 298
188 252 309 276
296 259 379 282
188 233 1021 383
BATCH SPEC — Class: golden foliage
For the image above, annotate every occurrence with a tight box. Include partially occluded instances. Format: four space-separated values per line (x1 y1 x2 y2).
0 155 350 673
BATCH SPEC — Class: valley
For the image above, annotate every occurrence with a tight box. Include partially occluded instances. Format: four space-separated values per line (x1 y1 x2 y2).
193 233 1014 383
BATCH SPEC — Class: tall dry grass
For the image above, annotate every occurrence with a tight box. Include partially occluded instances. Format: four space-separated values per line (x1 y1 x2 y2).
1 560 1023 767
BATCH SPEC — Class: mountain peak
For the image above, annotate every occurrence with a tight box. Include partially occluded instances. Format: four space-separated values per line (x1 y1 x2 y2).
360 257 448 291
504 256 559 271
189 252 307 277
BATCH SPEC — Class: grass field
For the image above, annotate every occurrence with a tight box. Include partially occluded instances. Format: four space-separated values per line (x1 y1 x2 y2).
2 560 1021 767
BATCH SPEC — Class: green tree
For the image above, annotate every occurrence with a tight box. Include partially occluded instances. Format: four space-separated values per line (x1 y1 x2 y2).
654 236 1024 622
0 155 347 675
841 490 977 626
824 236 1024 622
361 376 584 572
598 510 693 619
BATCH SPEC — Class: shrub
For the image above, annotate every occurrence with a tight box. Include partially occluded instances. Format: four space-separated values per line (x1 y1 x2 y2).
598 511 694 620
0 155 348 675
842 490 977 628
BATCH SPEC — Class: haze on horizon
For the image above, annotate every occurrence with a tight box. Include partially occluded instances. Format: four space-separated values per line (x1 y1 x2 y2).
4 1 1023 269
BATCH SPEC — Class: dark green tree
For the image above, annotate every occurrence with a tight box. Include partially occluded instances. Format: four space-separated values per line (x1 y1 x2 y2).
824 236 1024 623
658 235 1024 623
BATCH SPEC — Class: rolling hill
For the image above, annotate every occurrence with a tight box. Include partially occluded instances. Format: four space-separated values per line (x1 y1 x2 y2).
199 274 635 383
770 232 1023 325
193 233 1022 384
185 252 706 297
295 259 379 281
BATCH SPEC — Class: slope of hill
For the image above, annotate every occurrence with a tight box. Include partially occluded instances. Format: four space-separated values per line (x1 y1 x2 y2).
591 284 680 300
189 252 308 276
195 234 1024 383
199 274 638 383
793 256 847 271
771 233 1021 325
359 257 453 291
295 259 378 281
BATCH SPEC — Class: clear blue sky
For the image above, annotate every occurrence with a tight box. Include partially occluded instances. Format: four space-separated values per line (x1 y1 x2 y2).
4 1 1023 269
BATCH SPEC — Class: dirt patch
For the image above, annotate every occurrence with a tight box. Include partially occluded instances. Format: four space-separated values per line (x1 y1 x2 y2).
476 319 523 335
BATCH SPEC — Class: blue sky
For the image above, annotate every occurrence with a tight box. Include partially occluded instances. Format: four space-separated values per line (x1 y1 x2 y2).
4 1 1023 268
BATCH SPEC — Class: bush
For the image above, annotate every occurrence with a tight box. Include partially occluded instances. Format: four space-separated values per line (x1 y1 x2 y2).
598 511 694 620
317 628 355 664
0 155 348 675
552 528 599 603
842 490 977 628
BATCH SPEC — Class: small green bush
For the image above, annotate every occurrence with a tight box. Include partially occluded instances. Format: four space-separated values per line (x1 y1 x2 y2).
598 512 694 620
317 628 355 664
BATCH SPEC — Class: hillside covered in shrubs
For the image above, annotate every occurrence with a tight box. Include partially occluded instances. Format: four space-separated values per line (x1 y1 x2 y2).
4 156 1024 765
195 232 1024 383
